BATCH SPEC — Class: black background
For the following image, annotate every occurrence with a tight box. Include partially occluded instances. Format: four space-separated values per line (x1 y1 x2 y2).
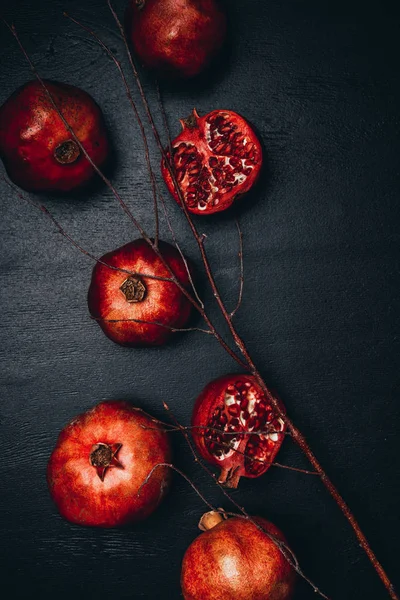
1 1 399 599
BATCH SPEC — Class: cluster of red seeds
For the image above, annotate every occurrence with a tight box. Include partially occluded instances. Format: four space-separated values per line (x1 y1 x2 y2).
204 380 284 474
169 113 259 211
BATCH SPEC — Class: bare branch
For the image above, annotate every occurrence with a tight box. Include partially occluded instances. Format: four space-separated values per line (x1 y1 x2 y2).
5 18 248 371
90 315 212 335
1 177 171 283
230 219 244 318
63 12 159 246
137 463 216 511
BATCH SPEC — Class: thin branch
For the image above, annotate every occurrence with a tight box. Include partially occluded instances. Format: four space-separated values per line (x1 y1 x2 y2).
138 463 216 511
1 177 171 283
5 18 248 372
90 315 212 334
108 13 399 592
230 219 244 318
65 13 204 314
157 184 205 309
63 12 160 246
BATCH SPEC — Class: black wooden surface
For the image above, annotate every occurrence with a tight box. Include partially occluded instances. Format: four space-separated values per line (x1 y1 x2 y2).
1 1 399 599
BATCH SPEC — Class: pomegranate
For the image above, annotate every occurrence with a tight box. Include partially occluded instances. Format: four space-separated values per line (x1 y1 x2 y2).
47 400 171 527
191 374 286 487
126 0 227 79
0 80 108 193
181 511 296 600
161 109 262 215
88 238 193 346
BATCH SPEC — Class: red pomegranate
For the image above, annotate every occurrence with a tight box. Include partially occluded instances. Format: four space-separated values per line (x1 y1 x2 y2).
0 80 108 193
47 401 171 527
88 238 193 346
181 511 296 599
191 374 286 488
126 0 227 78
161 109 262 215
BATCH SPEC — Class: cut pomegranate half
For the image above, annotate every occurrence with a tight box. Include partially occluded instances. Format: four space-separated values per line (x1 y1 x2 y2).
191 374 286 487
161 109 262 215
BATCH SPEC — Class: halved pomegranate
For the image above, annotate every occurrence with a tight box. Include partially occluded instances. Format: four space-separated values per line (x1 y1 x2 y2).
191 374 286 487
161 109 262 215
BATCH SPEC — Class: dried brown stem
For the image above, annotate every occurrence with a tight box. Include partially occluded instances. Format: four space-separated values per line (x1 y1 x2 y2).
108 10 398 594
1 177 171 283
138 463 216 511
90 315 212 335
230 219 244 318
5 19 248 372
63 12 160 246
157 185 205 309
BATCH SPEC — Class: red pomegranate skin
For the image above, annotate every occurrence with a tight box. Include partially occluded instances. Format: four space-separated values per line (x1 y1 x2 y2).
191 374 286 487
161 109 263 215
181 516 296 600
88 238 193 347
127 0 227 78
47 401 171 527
0 80 109 193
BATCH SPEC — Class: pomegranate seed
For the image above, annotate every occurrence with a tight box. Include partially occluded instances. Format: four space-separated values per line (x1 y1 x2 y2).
227 405 240 418
240 396 249 410
209 156 218 167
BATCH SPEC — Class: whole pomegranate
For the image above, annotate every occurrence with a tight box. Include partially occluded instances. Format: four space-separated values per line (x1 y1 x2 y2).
161 109 262 215
191 374 286 487
0 80 108 193
47 401 171 527
181 511 296 600
88 238 193 346
126 0 227 78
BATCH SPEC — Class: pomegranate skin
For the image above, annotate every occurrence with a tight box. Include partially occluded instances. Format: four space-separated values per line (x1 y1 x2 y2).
0 80 109 193
88 238 193 347
127 0 227 78
181 516 296 600
191 374 286 487
47 401 172 527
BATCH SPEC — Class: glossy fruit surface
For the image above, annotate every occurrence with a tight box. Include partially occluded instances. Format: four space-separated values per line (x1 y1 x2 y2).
0 80 108 192
47 401 171 527
88 238 193 346
191 374 286 487
181 512 296 600
161 109 262 215
127 0 226 78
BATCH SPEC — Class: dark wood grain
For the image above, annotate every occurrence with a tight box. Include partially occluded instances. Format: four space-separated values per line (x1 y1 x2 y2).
0 1 399 598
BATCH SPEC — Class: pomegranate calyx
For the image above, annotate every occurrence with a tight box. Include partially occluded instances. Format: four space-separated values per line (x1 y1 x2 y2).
120 276 147 303
90 442 123 482
54 140 81 165
180 109 200 131
218 466 241 489
198 510 227 531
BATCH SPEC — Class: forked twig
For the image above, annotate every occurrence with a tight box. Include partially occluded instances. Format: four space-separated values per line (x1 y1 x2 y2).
3 13 397 600
103 6 398 596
